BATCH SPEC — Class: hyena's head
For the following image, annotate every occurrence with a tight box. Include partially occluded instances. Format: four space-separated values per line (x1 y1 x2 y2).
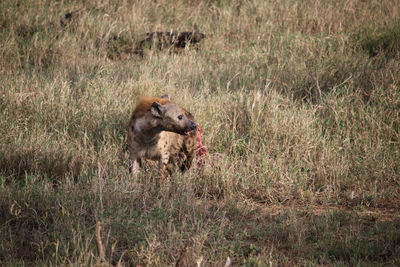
173 32 206 48
192 32 206 42
150 101 197 135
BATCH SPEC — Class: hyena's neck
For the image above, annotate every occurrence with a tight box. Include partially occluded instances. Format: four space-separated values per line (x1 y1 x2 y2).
134 117 163 144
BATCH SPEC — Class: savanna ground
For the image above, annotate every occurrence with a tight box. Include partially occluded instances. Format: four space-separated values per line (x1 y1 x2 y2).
1 0 400 265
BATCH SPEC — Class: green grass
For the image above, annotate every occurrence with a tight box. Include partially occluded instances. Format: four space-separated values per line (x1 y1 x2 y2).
1 0 400 265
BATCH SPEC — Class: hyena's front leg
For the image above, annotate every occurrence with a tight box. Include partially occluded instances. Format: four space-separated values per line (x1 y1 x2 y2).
180 151 194 172
180 138 196 172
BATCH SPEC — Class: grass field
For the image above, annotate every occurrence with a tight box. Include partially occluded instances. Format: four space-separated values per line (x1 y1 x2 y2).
1 0 400 265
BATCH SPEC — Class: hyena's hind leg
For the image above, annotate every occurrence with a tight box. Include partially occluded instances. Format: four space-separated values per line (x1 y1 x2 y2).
128 149 141 174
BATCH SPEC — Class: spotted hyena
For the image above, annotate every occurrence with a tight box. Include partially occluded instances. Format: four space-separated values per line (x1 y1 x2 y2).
135 31 206 56
127 95 198 178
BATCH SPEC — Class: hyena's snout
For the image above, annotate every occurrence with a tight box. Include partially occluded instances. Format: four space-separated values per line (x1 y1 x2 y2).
187 120 197 132
180 120 197 135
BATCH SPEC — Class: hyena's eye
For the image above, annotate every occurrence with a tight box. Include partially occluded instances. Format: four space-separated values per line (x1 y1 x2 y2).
178 115 183 120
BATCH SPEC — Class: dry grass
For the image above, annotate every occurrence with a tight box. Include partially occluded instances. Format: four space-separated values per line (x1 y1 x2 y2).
1 0 400 265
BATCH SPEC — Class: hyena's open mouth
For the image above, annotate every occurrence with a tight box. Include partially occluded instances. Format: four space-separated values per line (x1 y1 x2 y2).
183 122 197 135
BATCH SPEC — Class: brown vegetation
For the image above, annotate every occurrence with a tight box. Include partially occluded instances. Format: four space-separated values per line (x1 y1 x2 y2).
0 0 399 265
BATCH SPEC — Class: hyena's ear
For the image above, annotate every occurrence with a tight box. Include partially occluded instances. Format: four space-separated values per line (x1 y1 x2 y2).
161 94 170 100
150 102 166 118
